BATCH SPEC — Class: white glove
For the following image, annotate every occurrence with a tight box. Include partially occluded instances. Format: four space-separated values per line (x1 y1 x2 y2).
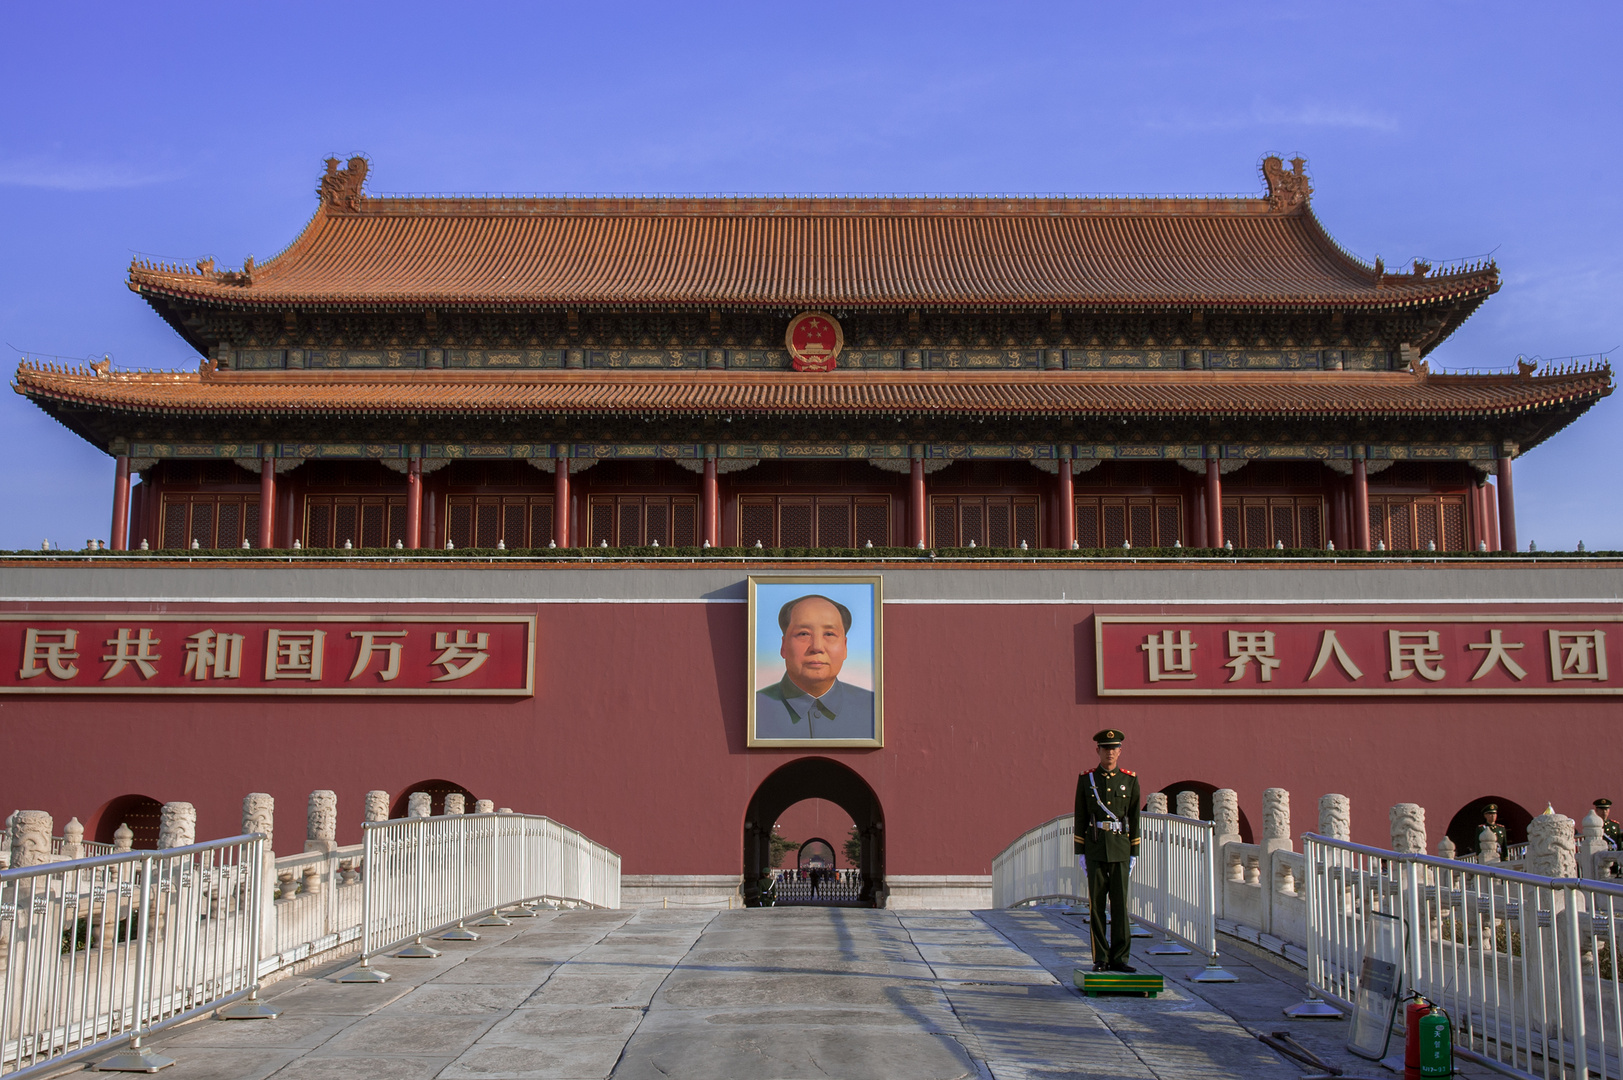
1130 856 1137 873
1077 855 1087 872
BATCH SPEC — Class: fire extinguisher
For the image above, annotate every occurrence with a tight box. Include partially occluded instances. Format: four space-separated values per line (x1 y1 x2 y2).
1404 996 1432 1078
1419 1005 1453 1077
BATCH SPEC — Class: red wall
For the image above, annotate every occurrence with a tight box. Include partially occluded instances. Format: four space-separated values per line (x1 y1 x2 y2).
2 600 1617 873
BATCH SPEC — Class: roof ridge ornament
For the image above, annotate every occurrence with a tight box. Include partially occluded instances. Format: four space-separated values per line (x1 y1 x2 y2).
319 156 370 212
1260 155 1312 212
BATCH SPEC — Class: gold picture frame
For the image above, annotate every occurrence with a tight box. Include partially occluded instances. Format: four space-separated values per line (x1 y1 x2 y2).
747 575 883 747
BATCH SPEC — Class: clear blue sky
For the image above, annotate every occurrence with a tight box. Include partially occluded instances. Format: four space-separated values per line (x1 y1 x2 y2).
2 2 1617 550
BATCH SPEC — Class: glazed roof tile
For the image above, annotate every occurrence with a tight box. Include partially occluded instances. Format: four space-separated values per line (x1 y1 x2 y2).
127 186 1498 311
15 364 1609 421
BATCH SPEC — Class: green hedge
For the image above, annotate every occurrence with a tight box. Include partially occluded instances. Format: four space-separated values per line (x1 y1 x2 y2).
6 546 1616 560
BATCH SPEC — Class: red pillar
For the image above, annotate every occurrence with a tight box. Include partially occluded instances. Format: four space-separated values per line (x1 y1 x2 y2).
1205 459 1224 548
258 458 276 549
1056 459 1075 549
1497 454 1517 552
405 458 423 549
702 457 719 547
110 455 131 551
554 458 571 548
909 458 926 547
1352 459 1371 551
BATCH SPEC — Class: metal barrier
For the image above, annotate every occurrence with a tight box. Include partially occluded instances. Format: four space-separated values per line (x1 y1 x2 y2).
1302 833 1623 1079
770 869 863 904
0 835 269 1077
265 847 364 974
340 812 619 983
992 811 1232 981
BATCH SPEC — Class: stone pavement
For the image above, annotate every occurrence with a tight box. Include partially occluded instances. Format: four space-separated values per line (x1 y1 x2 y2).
120 905 1493 1080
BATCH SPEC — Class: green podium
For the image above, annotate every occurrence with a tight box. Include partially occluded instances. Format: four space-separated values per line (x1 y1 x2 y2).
1074 968 1164 997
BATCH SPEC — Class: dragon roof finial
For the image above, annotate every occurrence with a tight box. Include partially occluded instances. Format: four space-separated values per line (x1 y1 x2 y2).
318 156 370 211
1261 155 1312 211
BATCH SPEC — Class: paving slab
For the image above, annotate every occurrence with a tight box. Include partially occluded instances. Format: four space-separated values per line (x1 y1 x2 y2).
127 905 1420 1079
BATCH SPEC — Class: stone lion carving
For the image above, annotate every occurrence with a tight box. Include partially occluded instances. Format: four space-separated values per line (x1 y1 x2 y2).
308 791 337 846
1145 792 1168 815
407 792 432 819
1213 790 1239 840
1175 791 1200 820
158 802 196 850
1389 803 1426 854
1318 794 1351 841
10 810 53 868
365 791 390 823
444 793 465 815
242 793 274 847
1263 788 1290 842
1528 809 1577 878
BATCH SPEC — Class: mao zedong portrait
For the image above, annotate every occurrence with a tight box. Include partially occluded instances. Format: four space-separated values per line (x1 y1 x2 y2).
754 594 875 740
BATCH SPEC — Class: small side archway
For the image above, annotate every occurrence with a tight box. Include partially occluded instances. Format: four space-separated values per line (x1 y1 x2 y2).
1446 796 1533 856
744 757 885 906
1158 780 1254 843
391 779 478 819
94 794 163 849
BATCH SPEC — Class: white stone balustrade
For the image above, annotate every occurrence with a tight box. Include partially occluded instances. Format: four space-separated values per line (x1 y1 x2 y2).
1144 792 1168 814
365 790 390 822
307 790 337 853
1175 791 1199 819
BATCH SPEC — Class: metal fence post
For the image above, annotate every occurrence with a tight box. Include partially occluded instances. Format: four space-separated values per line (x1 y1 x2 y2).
1191 828 1236 983
96 854 174 1072
339 823 390 982
1562 882 1590 1079
1149 818 1190 956
1284 836 1342 1018
475 815 512 927
396 820 440 958
217 835 282 1017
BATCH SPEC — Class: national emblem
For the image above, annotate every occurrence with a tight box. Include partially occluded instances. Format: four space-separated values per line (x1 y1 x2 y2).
785 312 844 372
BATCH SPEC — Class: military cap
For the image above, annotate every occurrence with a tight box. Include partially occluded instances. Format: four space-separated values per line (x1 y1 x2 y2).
1482 803 1499 814
1092 729 1125 748
1596 799 1613 809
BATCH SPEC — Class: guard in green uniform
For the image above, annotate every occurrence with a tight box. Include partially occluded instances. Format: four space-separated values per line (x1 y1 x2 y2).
1480 803 1509 861
1075 729 1141 972
1595 800 1622 850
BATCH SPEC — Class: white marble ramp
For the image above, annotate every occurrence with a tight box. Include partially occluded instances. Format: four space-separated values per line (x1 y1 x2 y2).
137 906 1332 1080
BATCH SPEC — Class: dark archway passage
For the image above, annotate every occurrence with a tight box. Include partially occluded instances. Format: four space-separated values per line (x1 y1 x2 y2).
744 757 885 907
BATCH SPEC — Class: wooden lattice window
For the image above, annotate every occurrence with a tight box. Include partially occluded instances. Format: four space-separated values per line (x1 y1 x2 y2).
736 496 890 548
1220 497 1324 549
1369 495 1467 551
159 495 260 549
932 496 1040 548
444 496 554 548
587 495 699 547
1074 497 1181 548
305 496 407 549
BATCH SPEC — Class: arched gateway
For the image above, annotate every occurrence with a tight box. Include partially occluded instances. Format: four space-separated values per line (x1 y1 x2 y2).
744 758 885 907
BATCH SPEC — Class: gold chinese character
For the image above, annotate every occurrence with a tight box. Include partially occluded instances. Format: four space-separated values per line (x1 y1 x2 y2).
19 628 79 680
1549 630 1608 682
1225 630 1280 683
350 630 406 682
1140 630 1197 682
431 630 491 682
1307 630 1363 681
1467 629 1527 681
264 630 326 681
184 630 244 680
1388 630 1446 682
102 628 162 680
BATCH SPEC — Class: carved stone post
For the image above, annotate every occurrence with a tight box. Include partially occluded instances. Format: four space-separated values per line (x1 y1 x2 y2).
1175 791 1200 820
9 811 53 867
1528 807 1577 878
1478 826 1501 864
1263 788 1292 853
1318 794 1351 841
307 790 337 853
112 823 134 853
408 792 432 818
1213 789 1241 848
444 793 465 815
242 793 276 954
364 790 390 823
1389 803 1426 854
1579 810 1607 874
60 817 85 859
158 802 196 849
1437 836 1457 860
1145 792 1168 815
474 800 495 814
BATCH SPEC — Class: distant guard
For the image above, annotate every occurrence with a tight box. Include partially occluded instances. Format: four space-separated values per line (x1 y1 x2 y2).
1075 729 1141 973
1480 803 1509 861
1595 800 1622 850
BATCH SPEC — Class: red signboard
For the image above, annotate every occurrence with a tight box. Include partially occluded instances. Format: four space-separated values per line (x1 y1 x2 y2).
1096 615 1621 696
0 614 535 695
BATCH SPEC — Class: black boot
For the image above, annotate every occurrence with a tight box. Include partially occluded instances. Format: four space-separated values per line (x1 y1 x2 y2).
1108 961 1137 973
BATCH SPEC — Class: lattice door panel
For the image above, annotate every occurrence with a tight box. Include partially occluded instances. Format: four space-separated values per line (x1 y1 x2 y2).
1076 497 1181 548
586 495 699 546
935 496 1039 548
161 495 261 548
446 496 555 548
1368 495 1469 551
1221 497 1324 549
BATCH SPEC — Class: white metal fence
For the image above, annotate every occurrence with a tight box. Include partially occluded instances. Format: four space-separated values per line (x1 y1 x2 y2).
342 812 619 982
1302 832 1623 1079
992 811 1232 979
0 835 267 1077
